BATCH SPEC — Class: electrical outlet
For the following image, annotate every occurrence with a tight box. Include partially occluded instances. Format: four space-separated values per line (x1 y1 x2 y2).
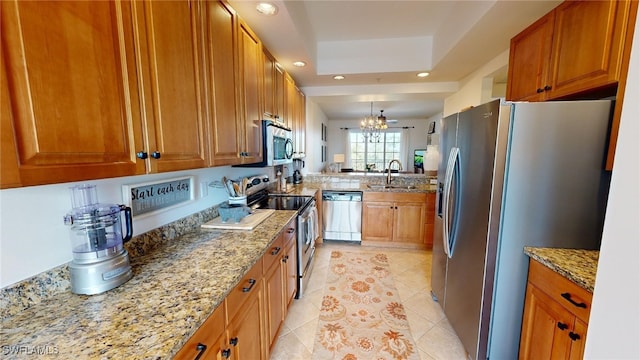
200 181 209 197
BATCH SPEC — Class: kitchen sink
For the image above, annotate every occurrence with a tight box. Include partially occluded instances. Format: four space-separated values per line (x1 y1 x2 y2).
366 184 416 190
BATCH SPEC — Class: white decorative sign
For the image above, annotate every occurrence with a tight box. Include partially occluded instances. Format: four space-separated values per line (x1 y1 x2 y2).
122 176 194 217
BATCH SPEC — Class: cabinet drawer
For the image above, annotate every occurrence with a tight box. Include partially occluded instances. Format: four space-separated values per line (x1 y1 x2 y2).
262 234 284 273
281 219 296 248
528 259 592 323
226 259 263 323
174 303 225 360
364 191 426 203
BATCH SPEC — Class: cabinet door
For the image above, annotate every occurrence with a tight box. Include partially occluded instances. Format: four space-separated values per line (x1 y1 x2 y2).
393 202 425 244
274 65 285 123
238 20 263 164
228 279 265 360
506 13 554 101
0 52 20 189
294 87 306 155
424 193 436 248
284 239 297 309
362 201 394 241
284 74 296 131
132 0 207 173
1 0 144 186
264 254 284 349
568 318 587 360
262 48 276 120
519 283 574 360
548 0 630 99
205 0 242 166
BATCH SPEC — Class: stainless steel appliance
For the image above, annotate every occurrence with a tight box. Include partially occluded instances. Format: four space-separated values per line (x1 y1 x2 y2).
234 120 293 167
322 191 362 242
63 184 133 295
245 177 318 298
431 99 612 359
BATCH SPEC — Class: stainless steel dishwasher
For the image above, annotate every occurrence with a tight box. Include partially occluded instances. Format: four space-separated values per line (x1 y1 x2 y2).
322 191 362 242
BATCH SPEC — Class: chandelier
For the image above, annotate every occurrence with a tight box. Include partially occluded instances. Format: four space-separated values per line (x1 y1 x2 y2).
360 102 388 142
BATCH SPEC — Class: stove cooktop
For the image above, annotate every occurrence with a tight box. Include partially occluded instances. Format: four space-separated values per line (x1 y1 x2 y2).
250 195 312 212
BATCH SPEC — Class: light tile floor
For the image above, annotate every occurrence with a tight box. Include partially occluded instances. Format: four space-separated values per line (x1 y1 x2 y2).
270 242 468 360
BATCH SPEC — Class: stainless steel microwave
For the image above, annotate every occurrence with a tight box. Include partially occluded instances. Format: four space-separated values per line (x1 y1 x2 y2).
234 120 293 167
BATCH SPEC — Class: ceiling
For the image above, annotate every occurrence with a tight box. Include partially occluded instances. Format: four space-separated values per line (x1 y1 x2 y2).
228 0 562 121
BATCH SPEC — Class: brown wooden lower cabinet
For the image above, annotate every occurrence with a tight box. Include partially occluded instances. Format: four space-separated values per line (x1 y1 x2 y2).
519 259 592 360
362 192 435 249
177 217 297 359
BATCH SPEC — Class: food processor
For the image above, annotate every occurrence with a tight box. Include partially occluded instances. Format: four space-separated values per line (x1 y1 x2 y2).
63 184 133 295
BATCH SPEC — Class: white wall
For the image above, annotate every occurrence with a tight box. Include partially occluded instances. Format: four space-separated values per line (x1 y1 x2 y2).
304 99 328 174
584 17 639 358
443 49 509 116
0 166 273 288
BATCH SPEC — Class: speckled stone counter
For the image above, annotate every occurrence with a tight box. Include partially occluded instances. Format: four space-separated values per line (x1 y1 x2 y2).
0 210 297 359
275 174 437 195
524 247 599 292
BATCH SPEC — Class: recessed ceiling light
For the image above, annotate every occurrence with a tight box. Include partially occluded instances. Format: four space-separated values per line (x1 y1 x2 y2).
417 72 430 78
256 2 278 16
333 75 345 80
292 61 306 67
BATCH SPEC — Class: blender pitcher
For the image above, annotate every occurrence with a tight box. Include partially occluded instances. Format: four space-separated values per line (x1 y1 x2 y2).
64 184 133 294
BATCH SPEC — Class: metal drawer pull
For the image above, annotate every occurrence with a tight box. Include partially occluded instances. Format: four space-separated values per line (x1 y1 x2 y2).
569 332 581 341
230 337 238 346
194 343 207 360
271 247 281 255
242 278 256 292
560 292 587 308
287 228 295 233
557 322 568 330
222 349 231 359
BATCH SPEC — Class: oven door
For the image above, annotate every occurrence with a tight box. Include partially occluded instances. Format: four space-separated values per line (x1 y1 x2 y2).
296 199 317 298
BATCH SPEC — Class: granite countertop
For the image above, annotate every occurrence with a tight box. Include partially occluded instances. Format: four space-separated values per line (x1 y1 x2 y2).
274 181 436 195
0 210 297 359
524 247 599 292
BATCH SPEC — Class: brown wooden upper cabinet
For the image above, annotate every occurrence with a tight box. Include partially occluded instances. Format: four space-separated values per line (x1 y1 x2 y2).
1 0 144 187
507 0 635 101
507 0 637 170
1 0 305 188
131 0 208 173
263 48 286 125
238 19 264 165
204 0 243 166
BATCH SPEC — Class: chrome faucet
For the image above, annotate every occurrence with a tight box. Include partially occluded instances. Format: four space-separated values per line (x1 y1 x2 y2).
386 159 403 184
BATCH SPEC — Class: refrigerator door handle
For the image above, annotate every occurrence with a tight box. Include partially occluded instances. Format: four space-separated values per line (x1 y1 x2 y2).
443 147 460 258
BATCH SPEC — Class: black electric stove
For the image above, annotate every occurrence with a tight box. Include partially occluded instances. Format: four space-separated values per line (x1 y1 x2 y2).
249 192 313 212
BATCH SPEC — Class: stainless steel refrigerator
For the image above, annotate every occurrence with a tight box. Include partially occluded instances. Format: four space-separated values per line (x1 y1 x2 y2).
431 99 611 359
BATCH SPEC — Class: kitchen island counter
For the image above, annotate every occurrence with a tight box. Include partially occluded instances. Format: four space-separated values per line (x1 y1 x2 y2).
524 247 599 292
0 210 297 359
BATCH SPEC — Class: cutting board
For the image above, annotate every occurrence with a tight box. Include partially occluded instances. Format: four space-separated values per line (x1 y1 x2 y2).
201 209 276 230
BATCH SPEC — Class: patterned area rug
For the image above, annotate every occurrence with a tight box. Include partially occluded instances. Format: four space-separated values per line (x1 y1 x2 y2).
312 250 420 360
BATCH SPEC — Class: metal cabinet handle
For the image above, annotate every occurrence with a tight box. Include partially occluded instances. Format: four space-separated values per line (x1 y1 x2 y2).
221 349 231 359
194 343 207 360
544 85 552 91
536 88 544 93
283 255 289 263
557 322 568 330
230 337 239 346
569 332 581 341
271 247 281 255
136 151 148 159
287 228 295 233
151 151 161 159
561 293 587 308
242 278 256 293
